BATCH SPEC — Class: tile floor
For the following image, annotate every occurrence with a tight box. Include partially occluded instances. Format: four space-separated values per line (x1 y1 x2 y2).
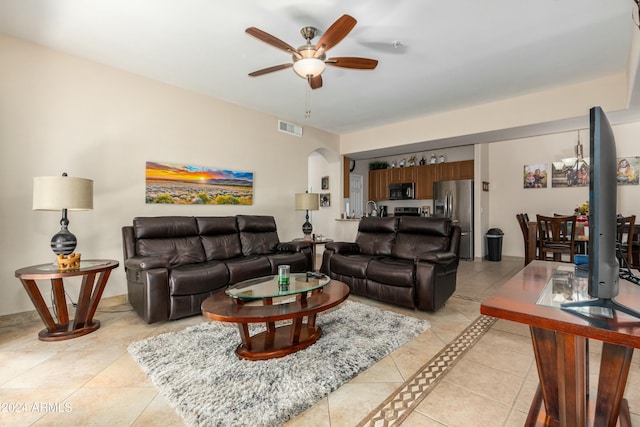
1 257 639 426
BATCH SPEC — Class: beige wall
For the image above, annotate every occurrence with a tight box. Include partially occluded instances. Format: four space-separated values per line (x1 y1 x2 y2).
0 34 339 316
340 73 627 155
488 122 640 258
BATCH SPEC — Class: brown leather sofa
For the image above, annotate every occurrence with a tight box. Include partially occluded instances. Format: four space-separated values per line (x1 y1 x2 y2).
320 216 461 311
122 215 312 323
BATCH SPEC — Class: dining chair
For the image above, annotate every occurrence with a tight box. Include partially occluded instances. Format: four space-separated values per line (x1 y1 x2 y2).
516 213 534 265
616 215 636 268
536 214 577 263
632 234 640 269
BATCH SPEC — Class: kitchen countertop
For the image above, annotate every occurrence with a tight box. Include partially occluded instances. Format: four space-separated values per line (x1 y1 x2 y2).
336 216 400 221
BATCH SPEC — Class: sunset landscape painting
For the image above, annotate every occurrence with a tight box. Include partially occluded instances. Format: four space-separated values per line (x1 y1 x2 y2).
145 161 253 205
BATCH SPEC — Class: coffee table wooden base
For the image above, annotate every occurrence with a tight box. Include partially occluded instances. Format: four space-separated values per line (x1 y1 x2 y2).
202 280 349 361
235 324 322 361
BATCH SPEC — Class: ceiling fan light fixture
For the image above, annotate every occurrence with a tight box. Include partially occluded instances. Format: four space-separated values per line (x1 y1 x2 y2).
293 57 326 78
246 15 376 88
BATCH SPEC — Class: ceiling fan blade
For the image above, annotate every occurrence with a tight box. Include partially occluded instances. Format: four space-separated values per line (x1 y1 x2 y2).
309 75 323 90
326 57 379 70
315 15 357 52
248 63 292 77
245 27 300 56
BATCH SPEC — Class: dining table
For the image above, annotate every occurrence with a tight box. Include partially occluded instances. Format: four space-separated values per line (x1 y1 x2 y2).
526 221 589 265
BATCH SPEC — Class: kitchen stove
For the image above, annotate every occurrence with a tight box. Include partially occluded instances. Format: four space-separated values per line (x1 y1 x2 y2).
393 207 420 217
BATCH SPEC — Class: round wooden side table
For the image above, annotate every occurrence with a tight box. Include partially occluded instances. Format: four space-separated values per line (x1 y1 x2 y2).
293 238 333 271
15 259 119 341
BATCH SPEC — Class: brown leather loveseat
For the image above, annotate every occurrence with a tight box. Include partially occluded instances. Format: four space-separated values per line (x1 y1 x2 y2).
122 215 311 323
321 216 461 311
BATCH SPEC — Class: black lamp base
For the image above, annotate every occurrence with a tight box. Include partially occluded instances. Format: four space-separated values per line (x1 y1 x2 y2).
50 209 77 255
302 221 312 236
302 210 312 238
51 227 77 255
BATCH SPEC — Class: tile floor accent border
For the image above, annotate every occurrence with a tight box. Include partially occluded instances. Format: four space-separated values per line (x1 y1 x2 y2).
357 315 498 427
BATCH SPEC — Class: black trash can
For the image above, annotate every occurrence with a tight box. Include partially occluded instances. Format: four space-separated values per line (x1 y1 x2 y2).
487 228 504 261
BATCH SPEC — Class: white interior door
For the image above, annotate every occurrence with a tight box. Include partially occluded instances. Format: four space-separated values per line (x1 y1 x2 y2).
349 174 363 218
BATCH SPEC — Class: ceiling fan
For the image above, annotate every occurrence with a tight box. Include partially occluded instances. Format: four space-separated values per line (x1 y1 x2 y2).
245 14 378 89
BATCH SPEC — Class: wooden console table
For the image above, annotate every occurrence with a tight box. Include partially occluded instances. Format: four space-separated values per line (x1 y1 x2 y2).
15 260 119 341
481 261 640 426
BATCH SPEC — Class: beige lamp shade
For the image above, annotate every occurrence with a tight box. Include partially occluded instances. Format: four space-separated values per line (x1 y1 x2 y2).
295 192 319 211
33 175 94 211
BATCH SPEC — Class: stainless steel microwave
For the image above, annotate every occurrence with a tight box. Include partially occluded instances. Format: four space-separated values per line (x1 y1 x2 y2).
388 182 415 200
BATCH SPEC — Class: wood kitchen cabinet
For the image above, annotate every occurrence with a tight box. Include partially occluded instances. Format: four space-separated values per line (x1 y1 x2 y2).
415 164 439 199
343 157 351 198
369 166 415 200
368 169 389 201
439 160 474 181
389 166 416 183
368 160 474 201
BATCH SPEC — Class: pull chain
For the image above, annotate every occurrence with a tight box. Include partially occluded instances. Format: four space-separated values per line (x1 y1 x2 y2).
305 79 311 118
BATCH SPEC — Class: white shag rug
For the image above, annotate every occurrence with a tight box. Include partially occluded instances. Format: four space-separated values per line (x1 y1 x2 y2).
128 300 430 427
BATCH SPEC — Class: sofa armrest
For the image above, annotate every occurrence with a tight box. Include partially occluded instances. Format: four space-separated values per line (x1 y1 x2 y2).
321 242 360 274
122 226 136 262
124 256 170 271
416 250 457 266
277 241 311 253
415 251 459 312
126 266 170 324
325 242 360 254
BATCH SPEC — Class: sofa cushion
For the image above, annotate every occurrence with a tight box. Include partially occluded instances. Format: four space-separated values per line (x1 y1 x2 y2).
330 254 375 279
237 215 280 255
265 252 308 274
355 217 399 256
134 216 199 239
367 257 415 287
133 216 205 267
225 256 272 284
136 237 205 268
398 216 451 236
392 217 452 260
196 216 243 260
169 261 229 295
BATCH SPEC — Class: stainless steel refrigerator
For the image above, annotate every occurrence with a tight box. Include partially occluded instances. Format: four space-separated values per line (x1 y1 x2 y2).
433 179 474 260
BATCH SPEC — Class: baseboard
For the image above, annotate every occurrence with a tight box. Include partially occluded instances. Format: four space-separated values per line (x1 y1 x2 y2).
0 294 129 328
476 255 522 263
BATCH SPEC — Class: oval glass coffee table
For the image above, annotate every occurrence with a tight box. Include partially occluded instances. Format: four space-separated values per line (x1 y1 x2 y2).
201 273 349 360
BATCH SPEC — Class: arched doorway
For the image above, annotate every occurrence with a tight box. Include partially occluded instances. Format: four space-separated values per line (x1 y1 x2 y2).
307 148 341 242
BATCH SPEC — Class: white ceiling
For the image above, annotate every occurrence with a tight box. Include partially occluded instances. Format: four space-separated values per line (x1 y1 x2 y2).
0 0 638 158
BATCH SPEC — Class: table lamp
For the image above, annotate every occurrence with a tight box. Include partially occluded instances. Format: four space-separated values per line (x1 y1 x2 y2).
295 191 319 239
33 173 93 269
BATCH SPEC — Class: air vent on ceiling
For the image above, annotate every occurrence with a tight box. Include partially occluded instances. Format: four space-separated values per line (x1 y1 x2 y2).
278 120 302 137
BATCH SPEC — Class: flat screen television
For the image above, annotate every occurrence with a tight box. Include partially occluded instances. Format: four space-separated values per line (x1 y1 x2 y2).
562 106 640 318
588 106 619 299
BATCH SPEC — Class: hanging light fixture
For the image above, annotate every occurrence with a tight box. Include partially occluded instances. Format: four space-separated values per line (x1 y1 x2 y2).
293 57 326 79
292 27 327 118
292 27 327 79
575 130 583 161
